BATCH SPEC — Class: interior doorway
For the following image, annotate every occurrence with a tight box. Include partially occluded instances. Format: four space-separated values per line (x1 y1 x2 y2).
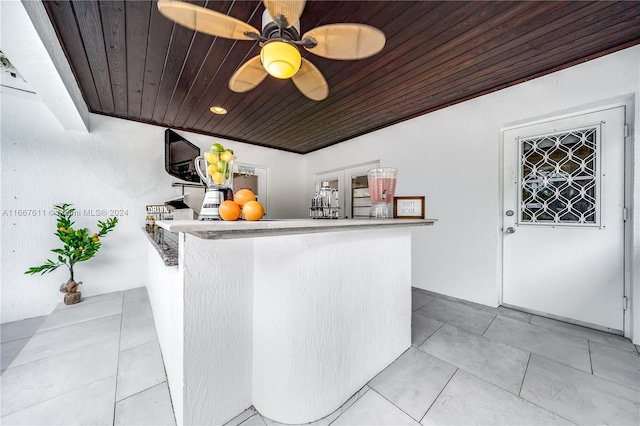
234 163 268 216
313 162 379 219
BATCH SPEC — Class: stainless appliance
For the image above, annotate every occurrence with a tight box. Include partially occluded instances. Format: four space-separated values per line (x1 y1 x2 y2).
194 150 235 220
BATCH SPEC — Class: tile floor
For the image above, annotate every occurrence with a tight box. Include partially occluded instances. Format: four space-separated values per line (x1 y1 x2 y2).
227 288 640 426
1 287 175 425
2 286 639 425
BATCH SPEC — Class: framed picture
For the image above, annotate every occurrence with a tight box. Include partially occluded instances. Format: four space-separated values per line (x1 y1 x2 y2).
393 196 425 219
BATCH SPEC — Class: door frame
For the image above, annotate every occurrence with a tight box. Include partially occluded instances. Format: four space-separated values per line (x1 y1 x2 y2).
498 98 636 341
233 162 268 217
312 161 380 219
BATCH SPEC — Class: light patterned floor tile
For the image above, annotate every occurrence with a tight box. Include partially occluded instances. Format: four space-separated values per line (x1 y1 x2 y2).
368 347 456 421
422 370 571 425
225 407 259 426
464 301 533 323
420 324 529 394
0 375 116 425
529 315 635 352
38 292 123 332
332 389 419 425
411 291 435 312
1 337 30 371
417 298 495 335
411 312 442 347
241 414 267 425
0 337 119 416
119 294 158 351
520 355 639 425
484 316 591 373
116 340 166 401
590 340 640 390
11 313 121 367
1 315 46 343
115 381 175 425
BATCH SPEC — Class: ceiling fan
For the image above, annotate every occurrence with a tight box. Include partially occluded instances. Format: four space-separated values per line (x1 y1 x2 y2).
157 0 386 101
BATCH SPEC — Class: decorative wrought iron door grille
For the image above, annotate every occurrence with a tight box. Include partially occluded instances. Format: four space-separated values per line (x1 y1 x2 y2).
518 125 600 226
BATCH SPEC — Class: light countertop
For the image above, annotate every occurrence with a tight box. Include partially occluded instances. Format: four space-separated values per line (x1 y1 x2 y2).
156 218 437 240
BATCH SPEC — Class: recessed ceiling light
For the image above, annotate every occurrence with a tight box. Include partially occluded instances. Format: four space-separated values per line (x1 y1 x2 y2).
210 106 227 115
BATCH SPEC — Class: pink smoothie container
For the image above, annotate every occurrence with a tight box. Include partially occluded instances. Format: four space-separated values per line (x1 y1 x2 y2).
367 167 397 218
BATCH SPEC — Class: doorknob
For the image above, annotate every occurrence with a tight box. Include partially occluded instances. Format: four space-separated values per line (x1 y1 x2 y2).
505 227 515 234
506 210 514 216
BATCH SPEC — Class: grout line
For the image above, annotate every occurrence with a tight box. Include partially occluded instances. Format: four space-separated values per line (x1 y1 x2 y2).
516 380 577 425
112 293 126 425
0 375 118 420
529 316 633 352
519 397 577 425
0 335 33 345
417 321 446 350
155 342 178 425
419 367 459 424
366 347 412 386
119 337 160 354
587 340 594 375
517 353 532 397
482 313 498 336
327 386 371 425
113 379 169 404
367 387 420 423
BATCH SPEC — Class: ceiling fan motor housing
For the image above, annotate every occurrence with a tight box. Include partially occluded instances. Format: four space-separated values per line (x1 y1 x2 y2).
261 9 300 41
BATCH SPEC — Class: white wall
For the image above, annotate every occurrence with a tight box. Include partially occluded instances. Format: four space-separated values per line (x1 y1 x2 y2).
146 243 184 424
0 94 304 323
2 36 638 343
304 46 639 318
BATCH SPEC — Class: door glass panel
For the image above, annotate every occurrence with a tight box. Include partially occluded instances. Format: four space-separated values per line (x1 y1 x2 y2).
519 126 599 225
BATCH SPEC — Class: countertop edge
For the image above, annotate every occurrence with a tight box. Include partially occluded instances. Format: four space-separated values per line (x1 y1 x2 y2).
142 227 179 266
156 219 437 240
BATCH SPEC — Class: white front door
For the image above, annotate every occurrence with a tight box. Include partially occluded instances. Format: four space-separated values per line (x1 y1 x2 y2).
502 106 626 332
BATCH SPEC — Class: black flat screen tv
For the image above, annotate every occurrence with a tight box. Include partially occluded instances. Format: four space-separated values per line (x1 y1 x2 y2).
164 129 201 183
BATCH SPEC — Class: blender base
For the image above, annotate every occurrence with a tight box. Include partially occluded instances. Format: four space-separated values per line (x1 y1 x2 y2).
198 187 226 220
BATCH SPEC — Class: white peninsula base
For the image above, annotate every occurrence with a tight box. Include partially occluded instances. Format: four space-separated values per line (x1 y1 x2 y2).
145 219 435 425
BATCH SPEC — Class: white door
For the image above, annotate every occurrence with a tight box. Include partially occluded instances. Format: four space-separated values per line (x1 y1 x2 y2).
503 106 626 332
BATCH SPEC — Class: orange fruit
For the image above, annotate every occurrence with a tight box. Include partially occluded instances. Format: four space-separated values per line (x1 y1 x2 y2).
242 200 264 221
234 189 256 207
219 200 241 221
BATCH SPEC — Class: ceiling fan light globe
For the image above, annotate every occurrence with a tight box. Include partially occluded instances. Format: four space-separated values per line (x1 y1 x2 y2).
261 41 301 79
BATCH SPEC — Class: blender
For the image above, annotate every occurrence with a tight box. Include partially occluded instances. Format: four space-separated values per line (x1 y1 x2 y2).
367 168 397 218
194 149 235 220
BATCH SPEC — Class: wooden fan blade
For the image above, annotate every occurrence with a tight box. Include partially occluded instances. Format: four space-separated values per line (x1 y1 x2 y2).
292 58 329 101
263 0 306 27
157 0 259 40
229 56 268 93
303 24 386 60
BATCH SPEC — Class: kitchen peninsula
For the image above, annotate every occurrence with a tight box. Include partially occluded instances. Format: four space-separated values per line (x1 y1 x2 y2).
145 218 436 425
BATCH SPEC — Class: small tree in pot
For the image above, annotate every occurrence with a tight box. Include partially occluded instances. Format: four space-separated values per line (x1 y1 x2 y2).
25 203 118 305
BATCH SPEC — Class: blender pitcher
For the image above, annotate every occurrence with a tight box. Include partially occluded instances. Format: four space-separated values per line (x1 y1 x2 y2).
368 168 397 218
194 150 235 220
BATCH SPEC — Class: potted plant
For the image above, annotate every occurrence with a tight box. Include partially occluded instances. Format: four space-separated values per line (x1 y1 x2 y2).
25 203 118 305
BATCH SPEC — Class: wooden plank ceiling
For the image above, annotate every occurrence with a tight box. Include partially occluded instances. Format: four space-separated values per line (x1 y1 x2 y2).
43 1 640 154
